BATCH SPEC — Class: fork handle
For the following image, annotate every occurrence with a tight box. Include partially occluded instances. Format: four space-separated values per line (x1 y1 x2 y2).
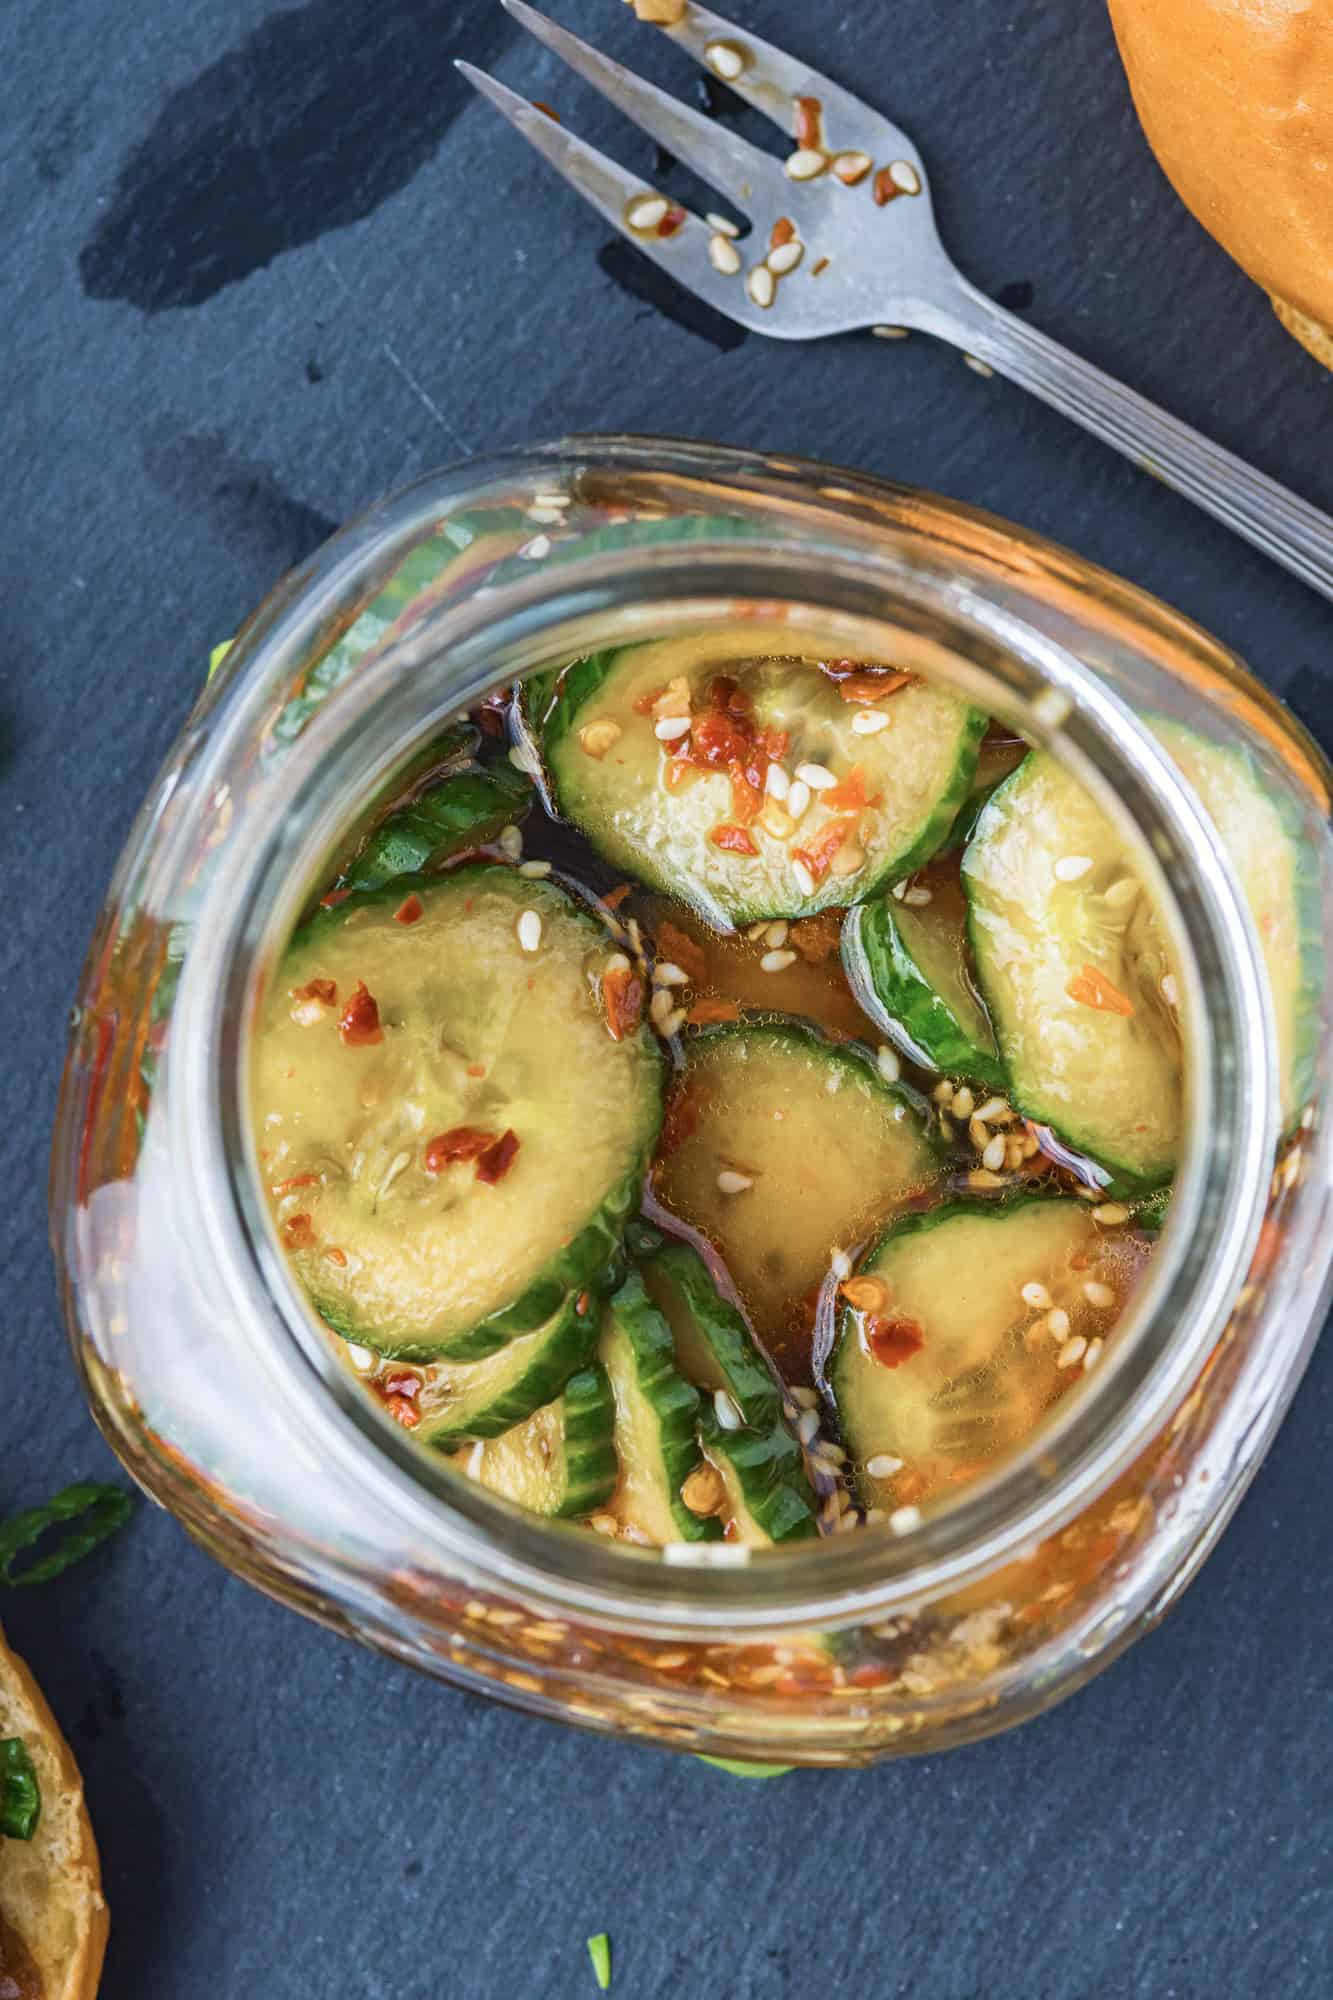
909 275 1333 604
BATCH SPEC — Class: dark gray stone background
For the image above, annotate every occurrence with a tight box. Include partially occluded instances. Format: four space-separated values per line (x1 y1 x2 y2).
3 0 1331 1994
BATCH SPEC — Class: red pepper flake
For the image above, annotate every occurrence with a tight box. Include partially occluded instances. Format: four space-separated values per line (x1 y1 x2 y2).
811 256 829 277
324 1246 348 1267
601 882 634 911
709 823 759 857
663 755 697 793
823 763 883 812
272 1172 320 1195
657 203 687 238
687 996 741 1027
424 1127 497 1174
383 1393 421 1430
850 1663 893 1688
476 1128 520 1184
658 1084 704 1156
791 817 855 883
319 888 352 909
533 99 561 122
282 1213 316 1250
338 980 383 1046
872 166 902 207
384 1370 421 1401
394 893 424 926
788 912 843 964
770 216 797 250
866 1314 925 1367
466 1062 487 1078
575 1290 592 1317
793 95 822 148
1066 965 1135 1018
633 685 667 716
291 978 337 1005
691 710 748 768
602 962 644 1042
728 764 764 826
655 921 707 984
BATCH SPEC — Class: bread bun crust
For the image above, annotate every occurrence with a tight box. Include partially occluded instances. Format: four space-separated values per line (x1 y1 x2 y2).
1108 0 1333 371
0 1622 108 2000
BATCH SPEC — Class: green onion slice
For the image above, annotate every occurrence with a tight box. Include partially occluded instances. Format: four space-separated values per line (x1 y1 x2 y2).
0 1483 134 1588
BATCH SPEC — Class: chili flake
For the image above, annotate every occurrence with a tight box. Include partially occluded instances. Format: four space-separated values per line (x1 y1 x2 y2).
791 816 856 883
655 920 707 984
1066 965 1135 1018
339 980 384 1046
424 1127 497 1174
866 1314 925 1367
657 202 687 238
710 824 759 857
793 96 822 148
394 893 424 926
771 215 797 250
602 962 645 1041
318 888 351 909
872 166 902 206
476 1129 521 1184
788 912 843 963
291 977 337 1005
282 1213 316 1249
272 1172 320 1196
687 996 741 1027
823 763 882 812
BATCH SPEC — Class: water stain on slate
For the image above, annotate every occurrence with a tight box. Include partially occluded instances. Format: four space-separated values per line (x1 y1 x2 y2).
596 239 747 353
79 0 516 312
144 431 337 565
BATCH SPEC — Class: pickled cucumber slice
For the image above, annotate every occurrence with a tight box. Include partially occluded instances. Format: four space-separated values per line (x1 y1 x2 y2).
337 754 533 895
830 1197 1139 1506
416 1292 599 1444
962 753 1180 1189
600 1273 722 1544
699 1408 819 1545
651 1021 939 1361
536 636 986 926
253 865 663 1358
842 867 1006 1089
449 1363 618 1517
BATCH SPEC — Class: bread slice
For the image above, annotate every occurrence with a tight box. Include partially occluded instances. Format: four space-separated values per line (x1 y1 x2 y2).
1271 297 1333 377
0 1621 107 1999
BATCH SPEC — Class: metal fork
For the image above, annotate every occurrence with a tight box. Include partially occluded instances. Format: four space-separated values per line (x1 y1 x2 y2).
459 0 1333 605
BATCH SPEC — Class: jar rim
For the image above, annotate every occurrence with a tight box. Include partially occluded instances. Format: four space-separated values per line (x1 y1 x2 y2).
165 443 1275 1631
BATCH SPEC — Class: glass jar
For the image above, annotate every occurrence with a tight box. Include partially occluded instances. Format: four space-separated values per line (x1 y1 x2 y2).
51 437 1333 1766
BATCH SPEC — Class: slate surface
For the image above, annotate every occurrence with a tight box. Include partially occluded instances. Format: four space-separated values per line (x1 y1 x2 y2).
3 2 1332 1995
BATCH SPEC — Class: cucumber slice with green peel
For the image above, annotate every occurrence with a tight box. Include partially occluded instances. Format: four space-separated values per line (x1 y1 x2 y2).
639 1241 784 1431
698 1408 819 1545
842 869 1006 1090
415 1293 599 1444
448 1362 618 1516
253 864 663 1359
600 1273 723 1544
535 634 987 926
830 1197 1145 1506
337 756 533 896
652 1021 939 1361
963 752 1181 1191
942 733 1030 852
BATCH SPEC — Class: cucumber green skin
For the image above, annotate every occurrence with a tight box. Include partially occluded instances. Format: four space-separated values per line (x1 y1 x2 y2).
338 759 533 896
941 776 1005 855
699 1409 819 1544
418 1294 600 1444
841 899 1007 1093
556 1363 620 1518
686 1016 937 1134
294 866 663 1361
536 648 989 923
603 1272 724 1543
641 1241 783 1431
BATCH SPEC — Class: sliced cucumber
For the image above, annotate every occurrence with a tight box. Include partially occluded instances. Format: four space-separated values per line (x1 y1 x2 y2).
699 1408 819 1545
416 1292 598 1444
253 865 663 1358
962 753 1180 1189
639 1241 783 1430
449 1362 617 1516
535 634 986 926
600 1273 723 1544
652 1021 938 1358
830 1197 1139 1505
337 755 533 895
841 868 1005 1089
943 732 1030 852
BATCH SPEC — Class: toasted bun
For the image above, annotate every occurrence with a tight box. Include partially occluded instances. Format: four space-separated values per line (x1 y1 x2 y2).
1108 0 1333 371
0 1622 107 2000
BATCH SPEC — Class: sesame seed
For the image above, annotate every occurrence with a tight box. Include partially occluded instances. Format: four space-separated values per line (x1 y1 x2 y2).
982 1134 1007 1172
816 1439 847 1465
1092 1203 1130 1225
888 158 922 194
516 909 542 953
704 37 746 79
518 859 552 878
649 986 675 1026
764 762 790 801
714 1389 744 1430
795 761 837 791
709 233 742 275
866 1452 904 1479
831 1247 853 1281
627 193 669 231
889 1505 921 1535
768 239 804 275
835 1510 860 1533
1083 1338 1105 1371
521 533 553 560
831 149 872 185
706 212 739 237
876 1045 901 1084
932 1079 956 1105
653 961 690 988
902 886 932 906
1161 973 1179 1008
589 1513 618 1537
508 741 539 775
872 325 911 340
717 1169 754 1195
1083 1280 1116 1309
654 714 691 741
786 778 812 822
1021 1281 1052 1310
747 264 776 308
1054 854 1093 883
785 147 827 180
747 921 771 941
790 1386 820 1409
964 354 994 378
969 1169 1005 1189
1047 1307 1071 1339
760 948 797 973
661 1006 687 1037
346 1343 374 1372
532 492 570 511
765 920 788 947
952 1086 975 1118
851 707 890 734
527 504 565 525
1056 1335 1088 1369
1103 875 1138 907
797 1410 820 1445
975 1096 1009 1123
792 858 816 897
890 879 907 901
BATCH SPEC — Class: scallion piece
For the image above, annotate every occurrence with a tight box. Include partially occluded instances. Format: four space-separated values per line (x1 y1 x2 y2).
0 1483 134 1588
0 1738 40 1840
586 1932 612 1991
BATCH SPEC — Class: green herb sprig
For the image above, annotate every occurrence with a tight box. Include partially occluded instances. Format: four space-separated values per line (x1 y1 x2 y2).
0 1482 134 1588
0 1738 40 1840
